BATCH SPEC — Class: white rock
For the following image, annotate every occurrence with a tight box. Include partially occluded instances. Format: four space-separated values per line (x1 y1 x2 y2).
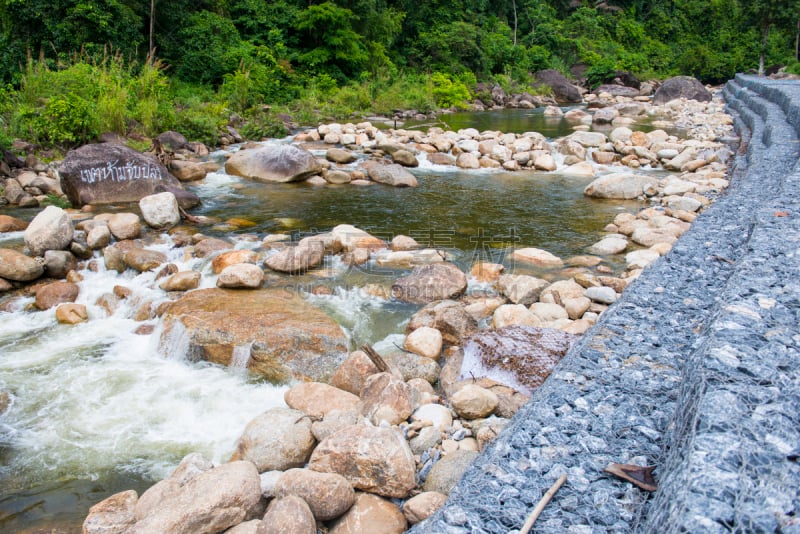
585 286 617 304
139 192 180 229
24 205 74 256
404 327 443 360
588 236 628 255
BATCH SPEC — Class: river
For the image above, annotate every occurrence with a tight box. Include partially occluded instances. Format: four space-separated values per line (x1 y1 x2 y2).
0 107 659 531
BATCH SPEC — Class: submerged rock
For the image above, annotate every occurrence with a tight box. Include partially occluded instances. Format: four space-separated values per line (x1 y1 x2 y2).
159 288 347 383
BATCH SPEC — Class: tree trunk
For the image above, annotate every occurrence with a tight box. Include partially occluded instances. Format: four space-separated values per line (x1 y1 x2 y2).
149 0 155 57
759 21 770 76
512 0 518 46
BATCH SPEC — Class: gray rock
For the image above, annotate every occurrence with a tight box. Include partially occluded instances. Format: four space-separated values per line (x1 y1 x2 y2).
653 76 712 105
362 161 418 187
59 143 183 206
423 450 479 494
226 145 322 183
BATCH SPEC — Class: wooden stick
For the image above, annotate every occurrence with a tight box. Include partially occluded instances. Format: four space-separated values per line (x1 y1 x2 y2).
519 474 568 534
360 344 391 373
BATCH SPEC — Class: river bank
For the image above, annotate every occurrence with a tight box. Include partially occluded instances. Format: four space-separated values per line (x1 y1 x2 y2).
0 81 736 532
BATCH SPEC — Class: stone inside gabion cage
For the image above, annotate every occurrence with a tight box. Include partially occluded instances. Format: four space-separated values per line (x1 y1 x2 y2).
410 75 800 533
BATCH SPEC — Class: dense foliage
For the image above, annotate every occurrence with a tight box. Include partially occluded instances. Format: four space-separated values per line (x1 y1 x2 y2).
0 0 799 149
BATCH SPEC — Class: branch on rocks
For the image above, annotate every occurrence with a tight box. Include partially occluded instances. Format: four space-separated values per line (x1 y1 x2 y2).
360 344 403 379
519 473 568 534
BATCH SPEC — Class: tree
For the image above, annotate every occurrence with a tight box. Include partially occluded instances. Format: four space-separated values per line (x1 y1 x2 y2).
741 0 800 75
293 1 369 80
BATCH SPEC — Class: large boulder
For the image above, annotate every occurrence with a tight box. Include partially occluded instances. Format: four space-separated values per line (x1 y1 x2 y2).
82 490 138 534
35 281 79 310
392 263 467 304
130 461 262 534
0 215 28 233
423 450 479 495
0 248 44 281
225 145 322 183
358 372 414 426
264 244 325 274
274 468 356 521
159 288 347 383
584 173 660 199
59 143 184 206
24 206 74 256
329 493 407 534
234 407 316 472
309 425 416 498
284 382 360 418
261 496 316 534
460 326 576 394
533 70 582 103
653 76 712 105
361 161 418 187
406 300 478 345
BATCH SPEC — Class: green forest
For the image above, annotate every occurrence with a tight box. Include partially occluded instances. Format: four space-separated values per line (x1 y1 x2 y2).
0 0 799 150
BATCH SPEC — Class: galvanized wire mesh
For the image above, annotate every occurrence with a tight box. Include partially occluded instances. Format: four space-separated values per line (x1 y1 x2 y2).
411 76 800 533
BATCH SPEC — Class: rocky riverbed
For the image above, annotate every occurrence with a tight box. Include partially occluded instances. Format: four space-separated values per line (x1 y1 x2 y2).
0 77 737 533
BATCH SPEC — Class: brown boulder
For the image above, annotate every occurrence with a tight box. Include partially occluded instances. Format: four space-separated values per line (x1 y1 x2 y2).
274 468 356 521
56 303 89 324
329 350 381 395
284 382 360 418
159 288 347 383
358 372 414 426
130 461 262 534
392 263 467 304
211 250 259 274
35 281 79 310
194 237 233 258
0 248 44 281
159 271 201 292
123 248 167 272
59 143 184 206
309 425 416 498
235 407 316 472
82 490 138 534
264 244 324 274
261 496 316 534
403 491 447 525
406 300 478 345
329 493 406 534
0 215 28 232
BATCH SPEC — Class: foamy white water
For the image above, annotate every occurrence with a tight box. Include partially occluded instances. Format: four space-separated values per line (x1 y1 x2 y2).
0 243 289 486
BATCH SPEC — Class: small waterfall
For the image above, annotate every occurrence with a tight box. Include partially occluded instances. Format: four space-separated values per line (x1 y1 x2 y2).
158 320 190 361
230 343 252 369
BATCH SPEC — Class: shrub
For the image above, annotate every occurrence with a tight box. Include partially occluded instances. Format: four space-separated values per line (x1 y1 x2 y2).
430 72 471 109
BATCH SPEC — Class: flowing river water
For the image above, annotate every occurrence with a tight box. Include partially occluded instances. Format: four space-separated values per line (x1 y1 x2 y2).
0 108 664 531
